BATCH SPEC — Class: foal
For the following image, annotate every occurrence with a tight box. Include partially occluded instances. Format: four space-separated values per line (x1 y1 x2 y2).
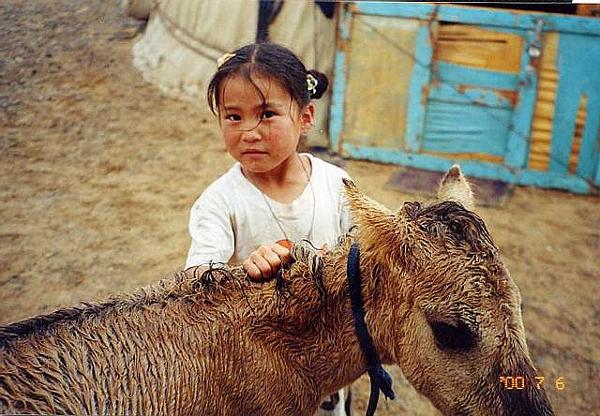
0 166 554 415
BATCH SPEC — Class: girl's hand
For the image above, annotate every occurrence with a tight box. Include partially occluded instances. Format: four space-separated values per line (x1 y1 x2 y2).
243 242 291 281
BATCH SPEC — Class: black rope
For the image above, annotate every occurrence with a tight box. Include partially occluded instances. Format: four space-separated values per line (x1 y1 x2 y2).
347 243 395 416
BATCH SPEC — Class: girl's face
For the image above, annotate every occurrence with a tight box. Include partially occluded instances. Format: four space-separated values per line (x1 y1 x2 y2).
218 73 314 176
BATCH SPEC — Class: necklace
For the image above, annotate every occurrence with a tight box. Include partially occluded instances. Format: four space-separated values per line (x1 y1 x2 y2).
259 154 316 244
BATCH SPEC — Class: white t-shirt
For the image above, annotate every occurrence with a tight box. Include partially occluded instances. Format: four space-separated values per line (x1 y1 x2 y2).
185 154 352 268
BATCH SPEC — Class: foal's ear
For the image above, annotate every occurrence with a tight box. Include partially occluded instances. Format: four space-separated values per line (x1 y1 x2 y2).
342 178 396 237
437 165 475 210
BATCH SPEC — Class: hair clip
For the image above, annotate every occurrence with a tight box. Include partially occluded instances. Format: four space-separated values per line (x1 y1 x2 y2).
217 52 236 68
306 73 318 96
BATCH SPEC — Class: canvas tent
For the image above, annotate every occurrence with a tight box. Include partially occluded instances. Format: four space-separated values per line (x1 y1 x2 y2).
132 0 338 148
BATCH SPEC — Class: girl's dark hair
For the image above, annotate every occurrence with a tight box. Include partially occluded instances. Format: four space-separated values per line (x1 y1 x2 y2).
207 43 329 114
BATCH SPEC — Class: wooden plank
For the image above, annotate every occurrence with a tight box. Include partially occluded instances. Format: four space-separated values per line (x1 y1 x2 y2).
528 32 558 172
538 79 558 91
421 150 503 164
539 71 558 82
434 24 522 73
528 162 549 172
568 95 587 173
529 154 550 161
530 131 552 141
534 102 554 123
530 146 552 155
532 119 554 132
535 101 558 115
537 90 558 102
530 142 552 151
529 154 552 163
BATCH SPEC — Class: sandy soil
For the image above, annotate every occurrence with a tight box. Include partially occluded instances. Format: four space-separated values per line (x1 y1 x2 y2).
1 1 598 415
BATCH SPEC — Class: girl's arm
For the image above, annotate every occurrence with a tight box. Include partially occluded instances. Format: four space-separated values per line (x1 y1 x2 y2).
185 191 235 269
186 191 290 281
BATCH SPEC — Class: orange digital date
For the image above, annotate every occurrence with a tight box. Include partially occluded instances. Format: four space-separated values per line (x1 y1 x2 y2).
499 376 565 390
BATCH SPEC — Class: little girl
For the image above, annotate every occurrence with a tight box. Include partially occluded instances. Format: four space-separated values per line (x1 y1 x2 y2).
184 42 352 415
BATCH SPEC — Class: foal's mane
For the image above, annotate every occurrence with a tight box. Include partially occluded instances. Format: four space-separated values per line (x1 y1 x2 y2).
0 201 493 348
0 239 336 349
0 264 251 348
404 200 497 256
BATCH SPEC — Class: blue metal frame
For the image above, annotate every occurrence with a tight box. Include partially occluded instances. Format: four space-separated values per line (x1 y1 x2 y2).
343 144 590 194
353 3 600 36
550 33 600 178
330 3 600 193
404 23 432 153
329 5 352 153
504 26 538 170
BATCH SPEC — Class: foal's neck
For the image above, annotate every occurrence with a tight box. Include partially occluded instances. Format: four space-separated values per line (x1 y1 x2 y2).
275 243 391 396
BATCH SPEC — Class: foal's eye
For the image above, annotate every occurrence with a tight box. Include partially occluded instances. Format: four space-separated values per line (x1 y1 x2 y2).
430 320 476 351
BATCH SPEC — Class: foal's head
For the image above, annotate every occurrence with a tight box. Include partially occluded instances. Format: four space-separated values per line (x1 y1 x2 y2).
344 166 554 416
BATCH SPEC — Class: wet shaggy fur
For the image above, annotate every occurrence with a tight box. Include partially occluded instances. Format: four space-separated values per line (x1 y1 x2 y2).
0 239 357 415
0 168 555 416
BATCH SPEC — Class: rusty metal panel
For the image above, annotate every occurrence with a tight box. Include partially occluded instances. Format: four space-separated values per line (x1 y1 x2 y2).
343 15 418 150
422 24 525 164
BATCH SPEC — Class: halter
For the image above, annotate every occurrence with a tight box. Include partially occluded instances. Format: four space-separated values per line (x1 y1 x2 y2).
347 243 395 416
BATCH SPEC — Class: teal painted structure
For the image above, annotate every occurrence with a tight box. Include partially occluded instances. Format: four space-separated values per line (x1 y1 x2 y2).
330 4 600 193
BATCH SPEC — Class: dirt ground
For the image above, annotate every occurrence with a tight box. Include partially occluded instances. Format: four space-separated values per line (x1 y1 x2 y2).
1 1 598 415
